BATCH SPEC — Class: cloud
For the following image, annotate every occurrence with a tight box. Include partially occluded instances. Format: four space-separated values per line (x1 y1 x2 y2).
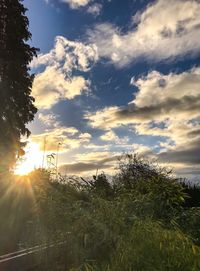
175 167 200 178
59 146 157 175
59 152 120 174
88 0 200 66
87 3 102 16
60 0 92 9
85 67 200 173
31 36 98 109
46 0 102 15
75 151 112 162
138 127 200 179
131 68 200 108
59 161 111 174
78 132 92 142
85 68 200 128
135 120 200 149
31 36 98 72
38 113 61 128
84 143 109 151
33 67 90 109
31 126 91 152
132 143 155 157
158 139 200 165
100 130 119 141
100 130 129 144
134 119 200 177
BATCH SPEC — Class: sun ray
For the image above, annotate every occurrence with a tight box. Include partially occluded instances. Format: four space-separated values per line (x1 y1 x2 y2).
15 142 43 176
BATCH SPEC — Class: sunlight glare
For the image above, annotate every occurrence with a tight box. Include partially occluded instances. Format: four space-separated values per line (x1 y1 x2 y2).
15 142 43 175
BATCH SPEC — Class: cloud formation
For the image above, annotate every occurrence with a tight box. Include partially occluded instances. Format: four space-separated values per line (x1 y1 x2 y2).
60 0 91 9
59 161 110 174
33 67 90 109
86 68 200 128
38 113 61 128
31 126 91 152
59 145 156 175
31 36 98 109
88 0 200 66
85 67 200 173
29 0 200 178
59 152 119 174
87 3 102 16
100 130 129 145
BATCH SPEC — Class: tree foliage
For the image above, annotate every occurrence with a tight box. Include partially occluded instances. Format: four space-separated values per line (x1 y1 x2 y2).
0 0 38 171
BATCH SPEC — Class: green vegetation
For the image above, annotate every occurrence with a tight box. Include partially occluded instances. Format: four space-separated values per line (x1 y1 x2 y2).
1 154 200 270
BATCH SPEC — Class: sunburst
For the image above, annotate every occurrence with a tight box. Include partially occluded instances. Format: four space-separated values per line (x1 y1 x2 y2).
15 142 43 175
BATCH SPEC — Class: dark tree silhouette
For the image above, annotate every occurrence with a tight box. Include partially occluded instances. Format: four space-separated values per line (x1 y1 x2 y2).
0 0 38 172
182 183 200 207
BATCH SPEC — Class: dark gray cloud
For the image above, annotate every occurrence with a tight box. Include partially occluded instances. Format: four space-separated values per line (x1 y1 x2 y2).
176 168 200 176
59 162 111 174
59 155 119 174
187 129 200 137
116 95 200 123
158 138 200 165
86 94 200 130
159 148 200 165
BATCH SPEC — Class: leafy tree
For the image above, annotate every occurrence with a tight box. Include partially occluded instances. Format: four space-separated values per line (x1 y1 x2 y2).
0 0 38 172
113 154 186 219
115 154 173 188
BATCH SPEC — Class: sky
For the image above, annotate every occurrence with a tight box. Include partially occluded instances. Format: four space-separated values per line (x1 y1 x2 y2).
16 0 200 179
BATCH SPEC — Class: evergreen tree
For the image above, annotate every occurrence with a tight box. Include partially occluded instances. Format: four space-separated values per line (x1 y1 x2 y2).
0 0 38 172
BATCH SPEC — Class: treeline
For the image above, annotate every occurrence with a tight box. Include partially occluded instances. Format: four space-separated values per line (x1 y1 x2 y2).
1 154 200 270
182 183 200 207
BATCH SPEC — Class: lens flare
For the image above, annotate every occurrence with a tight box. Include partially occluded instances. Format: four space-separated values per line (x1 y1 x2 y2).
15 142 43 176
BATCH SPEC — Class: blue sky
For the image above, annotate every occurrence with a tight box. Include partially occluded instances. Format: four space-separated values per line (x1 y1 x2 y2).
18 0 200 178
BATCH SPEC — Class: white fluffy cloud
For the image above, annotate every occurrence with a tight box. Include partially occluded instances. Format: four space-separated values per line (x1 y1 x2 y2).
31 36 98 109
100 130 129 144
87 3 102 16
31 127 91 152
33 66 90 109
88 0 200 66
85 67 200 173
61 0 91 9
100 130 119 141
86 67 200 128
131 68 200 108
135 120 200 167
38 113 61 128
31 36 98 72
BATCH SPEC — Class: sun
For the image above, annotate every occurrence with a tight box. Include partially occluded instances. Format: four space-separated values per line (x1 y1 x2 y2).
15 142 43 176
